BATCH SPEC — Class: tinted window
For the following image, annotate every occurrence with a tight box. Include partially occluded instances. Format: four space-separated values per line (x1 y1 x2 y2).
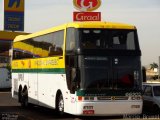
13 30 64 60
13 41 34 59
80 29 138 50
112 31 135 50
66 28 77 52
32 30 64 57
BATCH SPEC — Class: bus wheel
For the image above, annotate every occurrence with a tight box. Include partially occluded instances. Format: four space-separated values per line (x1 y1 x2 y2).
18 87 22 102
21 89 28 107
57 94 64 115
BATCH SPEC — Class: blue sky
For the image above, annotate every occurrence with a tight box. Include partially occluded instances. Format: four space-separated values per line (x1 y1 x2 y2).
0 0 160 66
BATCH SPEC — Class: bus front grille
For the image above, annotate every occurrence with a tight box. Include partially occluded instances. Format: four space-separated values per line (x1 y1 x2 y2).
97 96 129 100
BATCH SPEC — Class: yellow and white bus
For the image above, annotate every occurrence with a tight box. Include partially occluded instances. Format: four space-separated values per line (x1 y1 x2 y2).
12 22 142 116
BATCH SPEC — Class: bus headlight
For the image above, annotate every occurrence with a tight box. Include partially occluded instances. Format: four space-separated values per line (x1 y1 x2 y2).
131 96 142 100
84 96 95 101
77 96 96 101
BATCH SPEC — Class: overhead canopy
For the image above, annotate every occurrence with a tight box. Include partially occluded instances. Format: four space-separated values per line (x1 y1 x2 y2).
0 31 28 56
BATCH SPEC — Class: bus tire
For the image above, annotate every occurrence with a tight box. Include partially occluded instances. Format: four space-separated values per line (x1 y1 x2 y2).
18 86 22 102
56 93 64 115
21 88 28 108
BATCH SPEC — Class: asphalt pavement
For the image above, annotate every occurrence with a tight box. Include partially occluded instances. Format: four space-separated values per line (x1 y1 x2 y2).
0 91 159 120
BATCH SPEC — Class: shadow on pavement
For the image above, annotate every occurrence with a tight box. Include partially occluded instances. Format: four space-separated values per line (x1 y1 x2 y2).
0 105 124 120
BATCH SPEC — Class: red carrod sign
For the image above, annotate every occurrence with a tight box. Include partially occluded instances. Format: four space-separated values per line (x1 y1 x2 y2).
73 0 101 12
73 12 101 21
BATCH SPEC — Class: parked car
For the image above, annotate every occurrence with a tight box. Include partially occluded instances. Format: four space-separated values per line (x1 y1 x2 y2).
143 83 160 113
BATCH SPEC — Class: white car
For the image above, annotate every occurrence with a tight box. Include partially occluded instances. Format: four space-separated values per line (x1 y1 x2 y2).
143 83 160 113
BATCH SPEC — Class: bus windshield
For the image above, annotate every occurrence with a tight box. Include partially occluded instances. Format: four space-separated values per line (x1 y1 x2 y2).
80 29 138 50
74 29 141 91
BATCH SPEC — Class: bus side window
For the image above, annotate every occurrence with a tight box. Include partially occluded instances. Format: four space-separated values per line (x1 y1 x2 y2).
48 31 64 56
49 45 63 56
22 51 34 59
13 50 18 60
31 30 64 57
13 50 22 60
66 28 76 53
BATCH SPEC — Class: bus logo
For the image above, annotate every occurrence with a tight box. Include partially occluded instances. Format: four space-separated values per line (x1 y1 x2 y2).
73 0 101 12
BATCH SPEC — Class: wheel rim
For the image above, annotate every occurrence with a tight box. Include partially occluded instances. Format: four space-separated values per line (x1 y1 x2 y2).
58 95 64 112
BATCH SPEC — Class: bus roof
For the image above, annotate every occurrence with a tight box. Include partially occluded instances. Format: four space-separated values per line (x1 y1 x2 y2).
14 22 136 42
67 22 136 29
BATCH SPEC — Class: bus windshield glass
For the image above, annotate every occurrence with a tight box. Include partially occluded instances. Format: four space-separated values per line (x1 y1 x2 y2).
75 29 141 90
80 29 138 50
